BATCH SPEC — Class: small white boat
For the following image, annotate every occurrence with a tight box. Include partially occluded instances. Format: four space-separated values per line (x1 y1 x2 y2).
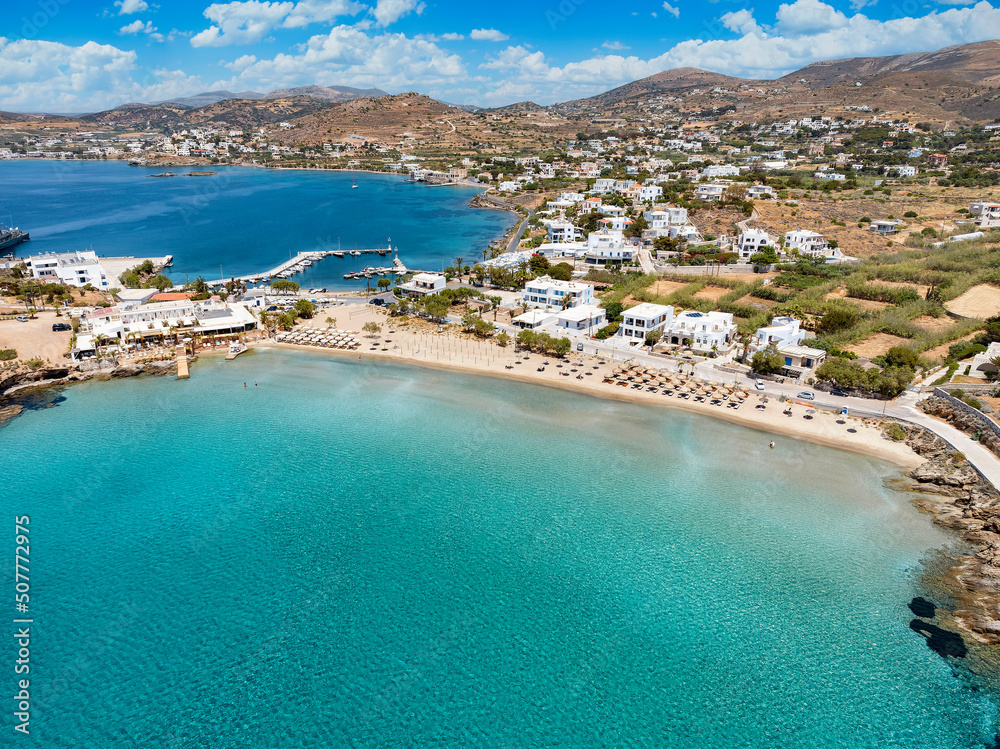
352 178 358 189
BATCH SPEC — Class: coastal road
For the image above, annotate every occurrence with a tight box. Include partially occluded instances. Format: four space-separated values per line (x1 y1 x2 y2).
561 337 1000 487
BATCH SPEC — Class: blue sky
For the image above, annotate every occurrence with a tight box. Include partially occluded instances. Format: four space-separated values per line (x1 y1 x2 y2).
3 0 1000 112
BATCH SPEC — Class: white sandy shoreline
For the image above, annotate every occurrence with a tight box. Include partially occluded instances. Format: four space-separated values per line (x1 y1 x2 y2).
241 330 921 470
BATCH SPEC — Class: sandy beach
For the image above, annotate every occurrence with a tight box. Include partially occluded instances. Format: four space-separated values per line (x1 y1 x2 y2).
246 307 922 469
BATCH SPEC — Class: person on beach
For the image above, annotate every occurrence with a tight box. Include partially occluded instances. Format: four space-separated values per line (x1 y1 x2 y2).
769 441 775 449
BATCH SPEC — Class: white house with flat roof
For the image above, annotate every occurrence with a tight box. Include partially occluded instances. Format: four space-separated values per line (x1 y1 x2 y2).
553 304 607 335
750 316 805 353
617 303 674 343
783 229 828 255
24 250 109 288
737 229 775 259
546 220 582 243
398 273 446 297
665 310 736 352
778 344 826 375
522 276 594 309
512 308 557 329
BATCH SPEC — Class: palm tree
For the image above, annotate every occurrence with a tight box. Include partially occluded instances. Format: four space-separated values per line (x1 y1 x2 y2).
454 257 464 275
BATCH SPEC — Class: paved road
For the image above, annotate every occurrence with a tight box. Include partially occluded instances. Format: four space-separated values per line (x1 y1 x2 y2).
560 338 1000 487
636 247 656 275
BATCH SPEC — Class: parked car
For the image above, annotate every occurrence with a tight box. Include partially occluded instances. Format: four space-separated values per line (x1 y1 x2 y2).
15 315 28 322
797 391 815 401
369 297 385 306
831 389 848 397
51 323 71 332
754 380 765 391
576 343 584 352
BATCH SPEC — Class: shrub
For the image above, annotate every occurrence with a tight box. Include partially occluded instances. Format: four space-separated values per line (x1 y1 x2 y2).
885 423 907 441
0 349 16 361
904 211 918 218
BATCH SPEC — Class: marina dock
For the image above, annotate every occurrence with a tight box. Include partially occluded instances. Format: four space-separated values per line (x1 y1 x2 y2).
176 352 190 379
207 246 402 288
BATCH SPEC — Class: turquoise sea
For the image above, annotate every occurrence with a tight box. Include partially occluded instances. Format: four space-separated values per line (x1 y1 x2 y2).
2 349 998 747
0 161 514 290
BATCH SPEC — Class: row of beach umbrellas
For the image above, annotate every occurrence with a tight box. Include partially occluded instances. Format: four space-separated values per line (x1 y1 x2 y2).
609 363 751 401
276 327 361 350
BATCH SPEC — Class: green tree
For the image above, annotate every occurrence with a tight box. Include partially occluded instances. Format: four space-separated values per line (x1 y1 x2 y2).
818 304 860 334
645 329 663 349
496 331 511 347
294 299 315 318
362 321 382 337
528 254 550 274
625 214 649 239
424 298 450 321
548 262 573 281
146 274 174 292
750 343 784 375
377 278 391 292
603 301 624 322
271 279 300 295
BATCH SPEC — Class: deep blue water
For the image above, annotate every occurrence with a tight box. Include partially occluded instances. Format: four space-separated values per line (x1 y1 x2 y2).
0 160 514 290
1 349 997 747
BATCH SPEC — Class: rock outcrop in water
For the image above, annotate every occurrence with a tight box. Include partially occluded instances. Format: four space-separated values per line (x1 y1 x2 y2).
897 421 1000 641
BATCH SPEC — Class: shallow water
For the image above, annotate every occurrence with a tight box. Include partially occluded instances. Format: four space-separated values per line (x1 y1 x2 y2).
0 161 514 290
1 349 996 746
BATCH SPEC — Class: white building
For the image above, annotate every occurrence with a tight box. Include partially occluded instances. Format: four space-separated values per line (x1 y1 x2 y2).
972 203 1000 229
75 299 256 359
665 310 737 352
892 165 917 177
553 304 607 335
783 229 828 255
522 276 594 309
703 164 740 178
750 316 805 353
617 303 674 343
643 206 689 229
546 220 582 243
971 342 1000 378
695 183 727 201
737 229 775 259
398 273 446 297
24 250 110 288
747 184 775 199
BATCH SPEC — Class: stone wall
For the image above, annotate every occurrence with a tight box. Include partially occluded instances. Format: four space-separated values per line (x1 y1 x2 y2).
932 387 1000 446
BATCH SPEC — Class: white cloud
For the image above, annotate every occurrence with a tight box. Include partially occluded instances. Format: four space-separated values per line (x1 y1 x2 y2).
602 41 630 51
469 28 509 42
118 20 152 35
191 1 293 47
720 9 762 36
774 0 848 35
473 0 1000 104
662 2 680 18
115 0 149 14
282 0 366 28
191 0 363 46
440 32 464 40
223 54 258 70
371 0 424 26
0 38 204 112
216 24 463 93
